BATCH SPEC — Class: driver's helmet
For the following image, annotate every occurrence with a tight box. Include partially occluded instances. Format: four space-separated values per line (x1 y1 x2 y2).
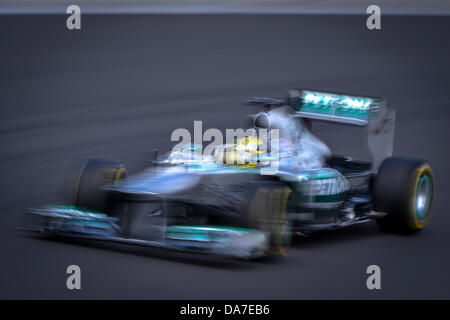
223 136 264 167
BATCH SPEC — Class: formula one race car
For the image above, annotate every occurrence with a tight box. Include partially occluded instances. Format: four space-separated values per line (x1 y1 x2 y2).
22 89 435 260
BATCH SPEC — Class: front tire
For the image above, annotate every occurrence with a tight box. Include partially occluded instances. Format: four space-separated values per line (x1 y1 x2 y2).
241 181 293 255
72 158 127 213
373 157 434 233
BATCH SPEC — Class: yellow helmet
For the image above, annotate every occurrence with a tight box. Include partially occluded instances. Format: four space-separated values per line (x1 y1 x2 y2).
223 136 264 167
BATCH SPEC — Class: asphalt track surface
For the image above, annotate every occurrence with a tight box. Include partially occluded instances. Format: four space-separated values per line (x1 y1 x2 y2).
1 14 450 299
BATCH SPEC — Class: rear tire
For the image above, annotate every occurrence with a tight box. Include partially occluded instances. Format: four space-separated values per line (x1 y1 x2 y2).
72 158 127 213
373 157 434 233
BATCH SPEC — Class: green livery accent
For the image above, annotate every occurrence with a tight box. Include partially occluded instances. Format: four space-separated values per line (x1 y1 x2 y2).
166 225 255 242
48 205 106 216
46 205 112 228
416 175 432 219
296 168 343 181
291 168 350 209
168 225 253 232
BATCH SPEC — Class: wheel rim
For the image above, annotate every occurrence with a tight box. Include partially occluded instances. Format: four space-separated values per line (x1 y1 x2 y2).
416 174 432 219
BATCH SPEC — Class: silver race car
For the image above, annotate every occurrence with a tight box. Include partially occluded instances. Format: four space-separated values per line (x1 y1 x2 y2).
22 89 435 259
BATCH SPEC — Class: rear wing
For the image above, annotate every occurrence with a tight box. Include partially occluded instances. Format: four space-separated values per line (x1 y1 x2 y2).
287 89 380 126
286 89 396 171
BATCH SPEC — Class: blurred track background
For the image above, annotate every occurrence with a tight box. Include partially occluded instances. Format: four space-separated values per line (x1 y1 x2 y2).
1 0 450 14
1 13 450 298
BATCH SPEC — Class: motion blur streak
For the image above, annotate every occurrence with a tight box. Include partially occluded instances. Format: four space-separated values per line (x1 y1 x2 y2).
1 14 450 298
1 0 450 15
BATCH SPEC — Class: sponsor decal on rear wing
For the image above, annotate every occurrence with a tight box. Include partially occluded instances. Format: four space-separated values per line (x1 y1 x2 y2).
287 89 381 126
